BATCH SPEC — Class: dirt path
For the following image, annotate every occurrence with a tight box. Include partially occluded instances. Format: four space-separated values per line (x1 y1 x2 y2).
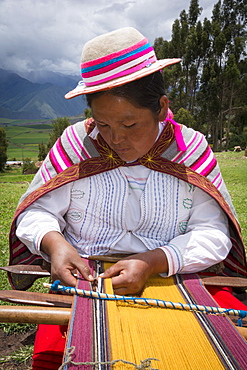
0 328 35 369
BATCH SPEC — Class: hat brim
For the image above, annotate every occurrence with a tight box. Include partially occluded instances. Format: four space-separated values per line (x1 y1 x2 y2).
65 58 181 99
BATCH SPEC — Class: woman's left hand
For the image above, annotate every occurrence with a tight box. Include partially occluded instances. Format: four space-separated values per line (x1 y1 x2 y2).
99 249 168 296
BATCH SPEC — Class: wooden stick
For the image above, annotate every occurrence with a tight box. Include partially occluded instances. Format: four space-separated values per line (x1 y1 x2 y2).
0 290 72 307
2 265 247 288
0 305 70 325
0 303 246 340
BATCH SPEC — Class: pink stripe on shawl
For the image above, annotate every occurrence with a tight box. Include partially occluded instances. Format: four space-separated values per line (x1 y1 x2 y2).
191 146 211 171
165 118 186 152
84 56 156 87
172 131 199 163
40 168 47 183
199 156 217 177
70 125 91 159
212 172 223 189
179 134 204 165
65 129 83 161
82 47 154 77
40 162 52 183
49 147 63 173
44 162 52 181
216 177 223 189
55 138 72 168
81 38 148 68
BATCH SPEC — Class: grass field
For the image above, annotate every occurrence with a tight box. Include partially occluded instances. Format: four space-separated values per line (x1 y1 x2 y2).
3 124 52 160
1 116 85 161
215 151 247 243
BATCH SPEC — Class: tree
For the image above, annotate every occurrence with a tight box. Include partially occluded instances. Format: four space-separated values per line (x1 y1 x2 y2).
188 0 202 27
174 108 196 128
38 142 47 161
47 117 70 151
0 127 8 172
154 0 247 151
84 108 92 118
22 157 38 175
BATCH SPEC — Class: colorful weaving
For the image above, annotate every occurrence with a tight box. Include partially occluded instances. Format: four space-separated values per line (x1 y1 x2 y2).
63 263 247 370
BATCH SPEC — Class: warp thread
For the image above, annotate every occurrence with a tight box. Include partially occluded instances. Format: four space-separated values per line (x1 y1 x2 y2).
59 346 159 369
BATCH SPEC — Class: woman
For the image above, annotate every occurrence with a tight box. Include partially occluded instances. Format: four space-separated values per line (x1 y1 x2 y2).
9 27 247 369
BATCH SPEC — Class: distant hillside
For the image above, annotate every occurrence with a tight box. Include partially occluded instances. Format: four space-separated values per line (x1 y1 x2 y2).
0 69 87 119
18 70 79 88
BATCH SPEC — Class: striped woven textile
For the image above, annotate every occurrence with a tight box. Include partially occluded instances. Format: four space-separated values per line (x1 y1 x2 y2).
63 262 247 369
8 119 247 290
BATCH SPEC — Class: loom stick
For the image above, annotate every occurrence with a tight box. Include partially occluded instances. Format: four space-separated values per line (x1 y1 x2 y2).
200 275 247 288
0 290 72 307
0 265 51 277
0 305 70 325
44 282 247 319
2 265 247 289
0 304 246 339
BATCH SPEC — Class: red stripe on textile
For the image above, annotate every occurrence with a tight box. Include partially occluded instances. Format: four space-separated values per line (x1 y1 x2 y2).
224 256 247 277
81 38 148 68
230 238 246 260
64 260 96 368
183 274 247 370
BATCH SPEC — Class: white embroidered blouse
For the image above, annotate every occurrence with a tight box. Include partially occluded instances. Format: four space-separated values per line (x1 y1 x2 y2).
16 163 231 277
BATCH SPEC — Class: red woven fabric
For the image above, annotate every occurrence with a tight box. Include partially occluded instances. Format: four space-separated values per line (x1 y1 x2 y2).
32 324 67 370
207 285 247 310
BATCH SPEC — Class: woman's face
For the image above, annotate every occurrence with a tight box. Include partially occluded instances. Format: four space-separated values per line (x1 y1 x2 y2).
91 94 168 162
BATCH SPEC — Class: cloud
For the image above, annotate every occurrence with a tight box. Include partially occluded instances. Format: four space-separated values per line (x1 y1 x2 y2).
0 0 216 75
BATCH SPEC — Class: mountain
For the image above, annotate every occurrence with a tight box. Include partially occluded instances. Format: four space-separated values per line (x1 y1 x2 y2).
18 70 79 88
0 69 87 120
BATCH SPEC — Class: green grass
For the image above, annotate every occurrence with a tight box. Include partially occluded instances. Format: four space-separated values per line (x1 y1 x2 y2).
3 124 52 161
0 118 51 126
1 115 85 161
0 344 33 364
0 166 34 182
0 173 49 334
215 151 247 244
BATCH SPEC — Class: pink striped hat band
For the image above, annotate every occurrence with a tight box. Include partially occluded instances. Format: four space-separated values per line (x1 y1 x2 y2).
80 38 156 87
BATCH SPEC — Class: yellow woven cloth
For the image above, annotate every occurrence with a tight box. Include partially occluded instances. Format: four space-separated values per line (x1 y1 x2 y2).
104 272 225 370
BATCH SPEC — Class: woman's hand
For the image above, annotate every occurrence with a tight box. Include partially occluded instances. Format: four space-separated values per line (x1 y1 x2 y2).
100 249 168 296
41 231 94 286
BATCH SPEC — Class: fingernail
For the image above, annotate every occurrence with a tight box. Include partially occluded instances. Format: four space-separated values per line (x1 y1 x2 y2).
88 274 94 281
98 273 104 277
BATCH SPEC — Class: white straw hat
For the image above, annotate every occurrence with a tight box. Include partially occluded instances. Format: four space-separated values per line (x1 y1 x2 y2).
65 27 181 99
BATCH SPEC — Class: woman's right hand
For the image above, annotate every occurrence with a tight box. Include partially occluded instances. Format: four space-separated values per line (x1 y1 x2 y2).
41 231 94 287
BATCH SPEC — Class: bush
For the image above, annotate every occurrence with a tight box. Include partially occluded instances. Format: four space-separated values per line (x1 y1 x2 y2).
229 133 247 151
22 158 38 175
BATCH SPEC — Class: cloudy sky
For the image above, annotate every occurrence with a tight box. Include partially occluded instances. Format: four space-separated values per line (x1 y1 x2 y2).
0 0 217 77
